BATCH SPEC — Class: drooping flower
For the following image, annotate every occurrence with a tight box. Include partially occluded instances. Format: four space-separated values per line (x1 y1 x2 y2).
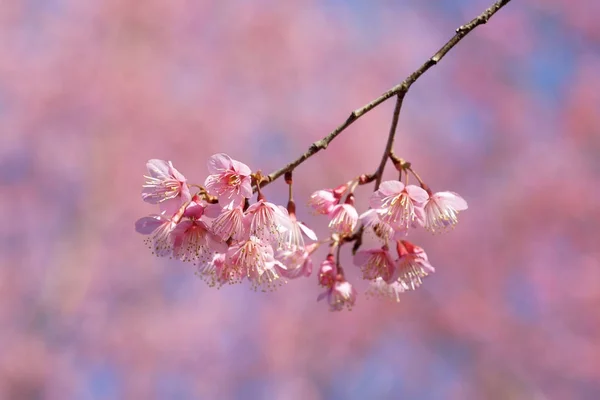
278 205 317 250
394 240 435 290
318 280 357 311
276 242 318 279
308 189 339 215
359 209 396 242
226 236 284 291
210 205 247 241
244 199 290 245
135 214 179 257
423 191 468 233
366 278 408 302
197 252 241 287
318 255 337 288
370 181 428 232
171 218 227 265
353 245 396 282
142 159 191 207
204 153 252 207
328 203 358 236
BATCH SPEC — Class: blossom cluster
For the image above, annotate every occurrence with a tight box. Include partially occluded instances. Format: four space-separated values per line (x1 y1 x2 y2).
135 153 467 310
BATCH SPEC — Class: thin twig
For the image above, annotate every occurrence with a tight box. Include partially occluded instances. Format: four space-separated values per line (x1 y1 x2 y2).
374 94 404 190
257 0 512 191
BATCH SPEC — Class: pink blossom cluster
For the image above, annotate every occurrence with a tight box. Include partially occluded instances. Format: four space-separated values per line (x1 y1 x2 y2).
308 177 467 307
135 154 467 309
135 154 318 292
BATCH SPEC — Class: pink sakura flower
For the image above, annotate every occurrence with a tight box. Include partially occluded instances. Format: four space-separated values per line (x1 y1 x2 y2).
366 278 408 303
276 242 318 279
308 189 339 215
359 209 396 242
226 236 284 291
423 191 468 233
278 205 317 249
171 203 227 265
370 181 428 232
196 252 241 287
142 159 191 208
318 280 357 311
394 240 435 290
135 214 180 257
318 255 337 287
328 203 358 236
353 245 396 282
210 205 247 241
204 153 252 208
244 200 290 245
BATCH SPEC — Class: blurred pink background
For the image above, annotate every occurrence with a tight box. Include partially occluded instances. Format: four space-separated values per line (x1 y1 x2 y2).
1 0 599 399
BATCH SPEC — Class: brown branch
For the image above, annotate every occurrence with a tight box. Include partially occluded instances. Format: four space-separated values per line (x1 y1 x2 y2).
257 0 512 191
373 94 404 190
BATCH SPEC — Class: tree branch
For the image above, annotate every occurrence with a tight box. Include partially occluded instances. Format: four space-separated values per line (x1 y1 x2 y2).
257 0 512 190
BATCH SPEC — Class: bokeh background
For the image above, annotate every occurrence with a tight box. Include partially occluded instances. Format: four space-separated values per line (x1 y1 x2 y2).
1 0 599 398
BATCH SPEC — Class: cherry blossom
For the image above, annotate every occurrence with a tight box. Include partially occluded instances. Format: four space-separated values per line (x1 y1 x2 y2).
423 191 468 233
318 280 357 311
142 159 191 206
353 245 396 282
204 153 252 208
328 203 358 236
370 181 428 232
394 240 435 290
366 278 408 302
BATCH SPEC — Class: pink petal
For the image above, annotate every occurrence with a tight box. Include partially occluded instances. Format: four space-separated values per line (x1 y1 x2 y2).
146 159 170 178
378 180 405 196
230 158 252 176
353 249 375 266
435 191 468 211
207 153 232 174
405 185 429 204
135 215 165 235
239 179 253 199
298 222 317 241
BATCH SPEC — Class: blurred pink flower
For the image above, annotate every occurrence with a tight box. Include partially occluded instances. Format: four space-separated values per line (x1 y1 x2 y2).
278 206 318 249
308 189 339 215
366 278 408 303
204 153 252 208
318 281 357 311
135 214 179 257
328 204 358 236
172 218 227 265
423 191 468 233
353 245 396 282
276 242 318 279
370 181 428 232
318 255 337 287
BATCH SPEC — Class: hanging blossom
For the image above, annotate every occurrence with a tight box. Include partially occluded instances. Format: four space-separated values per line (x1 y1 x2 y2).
135 201 188 257
370 181 428 232
366 278 408 303
244 199 290 245
204 153 252 208
423 191 468 233
135 153 467 309
394 240 435 290
316 255 357 311
353 245 396 282
171 200 227 265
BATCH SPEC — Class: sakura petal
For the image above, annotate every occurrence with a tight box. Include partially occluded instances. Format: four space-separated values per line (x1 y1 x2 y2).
135 215 165 234
146 159 171 178
404 185 429 203
207 153 232 174
231 158 252 176
298 221 318 241
436 191 468 210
